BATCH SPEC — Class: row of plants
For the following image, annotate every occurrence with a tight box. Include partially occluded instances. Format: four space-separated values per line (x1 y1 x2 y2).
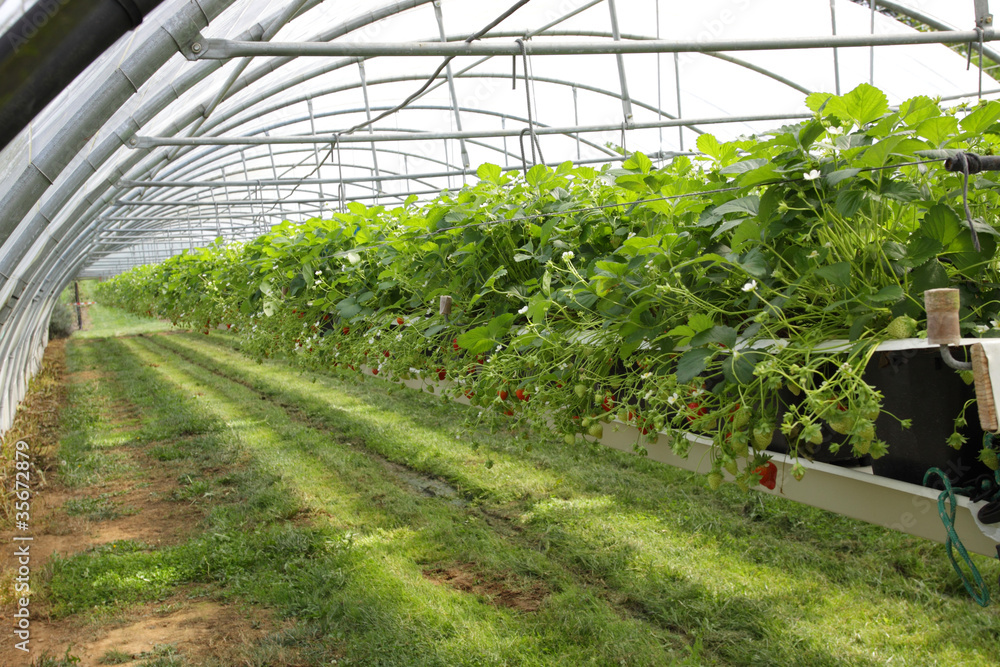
98 84 1000 490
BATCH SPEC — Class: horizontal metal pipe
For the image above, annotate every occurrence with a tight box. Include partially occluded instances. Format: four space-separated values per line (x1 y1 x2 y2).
133 113 811 148
118 154 656 189
115 196 409 206
195 29 997 59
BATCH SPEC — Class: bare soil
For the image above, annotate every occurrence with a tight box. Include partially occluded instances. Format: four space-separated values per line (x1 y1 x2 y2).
423 562 549 613
0 340 295 666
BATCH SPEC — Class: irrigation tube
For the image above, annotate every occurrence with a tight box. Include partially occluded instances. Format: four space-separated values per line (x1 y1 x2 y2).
0 0 166 150
194 28 998 59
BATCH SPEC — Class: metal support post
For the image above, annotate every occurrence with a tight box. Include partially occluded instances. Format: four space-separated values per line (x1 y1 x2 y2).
307 98 326 200
433 0 471 168
74 281 82 329
830 0 841 95
357 61 383 204
606 0 633 123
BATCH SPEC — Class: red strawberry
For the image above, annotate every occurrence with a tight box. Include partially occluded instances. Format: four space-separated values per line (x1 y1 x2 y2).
602 394 615 412
753 462 778 490
453 338 460 351
515 389 529 402
396 317 404 325
342 327 350 335
499 390 508 400
438 369 447 381
687 402 708 422
372 368 379 375
384 351 390 358
503 409 514 416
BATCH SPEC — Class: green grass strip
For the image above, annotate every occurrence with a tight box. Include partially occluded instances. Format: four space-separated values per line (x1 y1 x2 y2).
123 335 697 666
152 331 1000 667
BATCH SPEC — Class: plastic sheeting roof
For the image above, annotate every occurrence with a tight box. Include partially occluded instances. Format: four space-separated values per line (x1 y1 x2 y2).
0 0 996 279
0 0 999 431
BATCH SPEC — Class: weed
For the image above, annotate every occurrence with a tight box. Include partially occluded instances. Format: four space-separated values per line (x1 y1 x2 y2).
98 648 133 664
30 647 81 666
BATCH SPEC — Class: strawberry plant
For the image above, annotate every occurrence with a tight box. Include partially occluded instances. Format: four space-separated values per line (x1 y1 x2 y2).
98 85 1000 489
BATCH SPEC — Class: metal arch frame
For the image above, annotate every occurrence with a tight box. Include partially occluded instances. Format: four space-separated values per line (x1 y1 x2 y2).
124 106 618 189
138 102 623 182
24 6 654 277
869 0 1000 66
62 19 827 261
179 28 817 150
86 9 1000 275
0 0 249 431
120 21 820 204
0 0 446 354
112 104 626 216
0 0 438 291
0 0 416 429
1 1 996 434
0 0 988 292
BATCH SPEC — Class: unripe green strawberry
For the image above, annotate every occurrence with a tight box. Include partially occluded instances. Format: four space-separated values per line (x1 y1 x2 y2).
753 427 774 451
574 384 588 399
828 418 851 435
707 472 724 491
588 423 604 439
786 383 801 396
852 437 871 456
886 315 917 339
980 447 999 471
731 408 750 429
564 434 576 446
792 462 806 481
799 422 823 446
723 456 739 476
854 420 875 442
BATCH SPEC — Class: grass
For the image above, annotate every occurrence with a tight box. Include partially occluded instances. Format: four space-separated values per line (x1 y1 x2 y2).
28 304 1000 666
63 493 139 522
62 280 173 339
98 648 133 664
72 304 175 339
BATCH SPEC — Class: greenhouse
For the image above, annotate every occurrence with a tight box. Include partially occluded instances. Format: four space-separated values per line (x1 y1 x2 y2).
3 0 1000 664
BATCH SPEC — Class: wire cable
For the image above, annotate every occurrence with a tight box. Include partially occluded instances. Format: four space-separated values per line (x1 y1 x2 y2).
343 0 536 136
246 0 537 221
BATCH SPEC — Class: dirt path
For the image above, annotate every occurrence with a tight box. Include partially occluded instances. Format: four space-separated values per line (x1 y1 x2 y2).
0 338 292 666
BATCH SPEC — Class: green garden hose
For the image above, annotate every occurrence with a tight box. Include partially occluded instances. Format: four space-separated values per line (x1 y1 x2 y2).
923 465 994 607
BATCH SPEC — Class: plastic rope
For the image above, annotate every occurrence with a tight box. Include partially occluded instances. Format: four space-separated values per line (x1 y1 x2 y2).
923 466 991 606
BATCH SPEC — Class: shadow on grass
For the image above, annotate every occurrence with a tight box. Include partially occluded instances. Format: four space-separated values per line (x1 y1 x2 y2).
136 333 999 666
